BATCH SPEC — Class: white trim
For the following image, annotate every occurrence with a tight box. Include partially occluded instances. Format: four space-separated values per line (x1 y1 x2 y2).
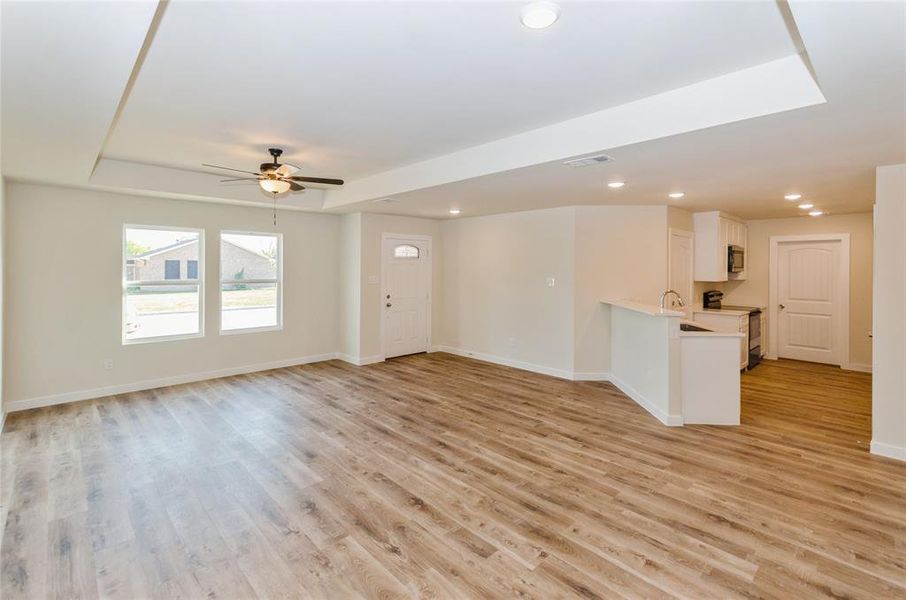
870 441 906 462
608 374 684 426
380 233 433 359
430 346 611 382
219 230 283 334
431 346 575 380
336 354 385 366
768 233 851 367
0 411 6 435
571 372 611 382
123 224 205 344
842 362 872 373
4 352 338 414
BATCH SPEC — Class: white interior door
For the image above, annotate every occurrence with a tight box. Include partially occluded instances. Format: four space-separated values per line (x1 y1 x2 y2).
382 236 429 358
776 240 843 364
668 229 694 317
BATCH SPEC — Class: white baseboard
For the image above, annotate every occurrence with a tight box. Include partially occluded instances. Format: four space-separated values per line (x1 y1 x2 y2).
5 352 339 414
870 440 906 461
431 345 578 380
842 362 872 373
336 353 385 366
608 374 684 427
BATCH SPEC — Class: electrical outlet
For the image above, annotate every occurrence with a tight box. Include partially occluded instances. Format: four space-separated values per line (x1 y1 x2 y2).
102 359 114 370
367 275 379 285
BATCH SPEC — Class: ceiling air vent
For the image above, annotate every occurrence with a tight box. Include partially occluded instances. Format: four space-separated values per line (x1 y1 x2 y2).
563 153 615 168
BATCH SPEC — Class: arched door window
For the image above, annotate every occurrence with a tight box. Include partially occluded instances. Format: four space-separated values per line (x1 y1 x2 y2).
393 244 420 259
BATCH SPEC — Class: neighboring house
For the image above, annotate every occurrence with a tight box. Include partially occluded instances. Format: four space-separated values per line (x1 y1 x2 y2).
128 238 273 288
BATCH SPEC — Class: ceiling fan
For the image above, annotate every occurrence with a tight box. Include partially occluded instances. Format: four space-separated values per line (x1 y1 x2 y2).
203 148 344 195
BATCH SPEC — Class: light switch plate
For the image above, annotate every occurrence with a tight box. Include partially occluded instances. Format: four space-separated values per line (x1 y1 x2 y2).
546 277 556 288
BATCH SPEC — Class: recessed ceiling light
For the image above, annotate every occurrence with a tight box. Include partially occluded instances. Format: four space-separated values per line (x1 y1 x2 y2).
784 193 802 201
809 210 824 217
668 192 685 199
798 202 814 210
607 181 625 189
520 1 560 29
449 208 461 215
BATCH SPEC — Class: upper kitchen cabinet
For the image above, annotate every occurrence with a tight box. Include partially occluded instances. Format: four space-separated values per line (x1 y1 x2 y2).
693 211 747 282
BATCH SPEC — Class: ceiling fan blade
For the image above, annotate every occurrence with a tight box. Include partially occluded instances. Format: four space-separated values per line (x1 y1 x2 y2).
288 176 344 186
202 163 262 176
288 181 306 192
276 163 300 176
219 177 261 182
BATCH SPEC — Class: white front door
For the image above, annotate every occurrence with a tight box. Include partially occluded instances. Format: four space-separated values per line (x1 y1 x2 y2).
777 240 844 364
668 229 694 317
382 236 430 358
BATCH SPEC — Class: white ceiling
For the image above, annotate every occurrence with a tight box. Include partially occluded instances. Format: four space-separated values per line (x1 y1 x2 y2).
104 0 797 179
1 1 904 220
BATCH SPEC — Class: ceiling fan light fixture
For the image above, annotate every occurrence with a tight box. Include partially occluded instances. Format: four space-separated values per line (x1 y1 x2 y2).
260 179 291 194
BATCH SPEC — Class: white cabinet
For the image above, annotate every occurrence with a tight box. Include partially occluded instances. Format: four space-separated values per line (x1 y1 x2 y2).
691 311 749 370
693 211 747 282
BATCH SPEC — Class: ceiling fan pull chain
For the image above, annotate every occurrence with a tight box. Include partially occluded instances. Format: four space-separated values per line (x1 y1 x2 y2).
273 193 277 226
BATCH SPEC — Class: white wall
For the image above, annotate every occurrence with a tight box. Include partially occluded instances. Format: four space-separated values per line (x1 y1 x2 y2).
439 207 576 376
710 212 873 368
4 183 341 409
872 163 906 460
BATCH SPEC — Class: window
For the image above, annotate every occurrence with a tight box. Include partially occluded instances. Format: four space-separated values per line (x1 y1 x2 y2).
394 244 420 258
123 226 203 343
220 232 282 333
164 260 181 280
187 260 198 279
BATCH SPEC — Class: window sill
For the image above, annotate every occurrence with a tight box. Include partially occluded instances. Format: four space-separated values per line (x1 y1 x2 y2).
122 331 204 346
219 325 283 336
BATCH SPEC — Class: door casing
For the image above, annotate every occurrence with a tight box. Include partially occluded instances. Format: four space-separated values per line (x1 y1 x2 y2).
768 233 850 366
380 232 432 359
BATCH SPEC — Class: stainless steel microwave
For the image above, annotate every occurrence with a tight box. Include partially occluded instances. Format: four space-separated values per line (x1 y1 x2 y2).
728 245 745 273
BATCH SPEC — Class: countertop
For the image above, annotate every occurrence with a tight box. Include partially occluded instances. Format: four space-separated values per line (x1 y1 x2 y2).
693 307 751 317
600 298 684 317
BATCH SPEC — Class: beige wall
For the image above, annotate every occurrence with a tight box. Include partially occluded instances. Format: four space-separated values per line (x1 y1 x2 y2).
339 213 362 359
438 204 670 377
574 205 671 375
872 163 906 460
440 207 576 375
4 183 341 407
359 213 443 360
712 212 873 367
0 179 5 415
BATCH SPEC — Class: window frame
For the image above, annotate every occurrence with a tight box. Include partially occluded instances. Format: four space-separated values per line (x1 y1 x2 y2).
219 230 283 335
122 224 205 345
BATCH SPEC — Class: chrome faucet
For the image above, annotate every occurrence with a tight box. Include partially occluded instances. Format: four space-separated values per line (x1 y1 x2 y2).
659 289 686 310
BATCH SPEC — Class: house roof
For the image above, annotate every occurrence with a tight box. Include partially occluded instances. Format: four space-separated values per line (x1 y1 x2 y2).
134 237 270 260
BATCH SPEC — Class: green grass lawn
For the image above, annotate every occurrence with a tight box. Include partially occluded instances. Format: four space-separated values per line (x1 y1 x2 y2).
129 288 276 313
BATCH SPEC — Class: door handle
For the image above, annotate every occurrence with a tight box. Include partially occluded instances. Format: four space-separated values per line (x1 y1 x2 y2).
386 302 392 308
779 304 785 310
